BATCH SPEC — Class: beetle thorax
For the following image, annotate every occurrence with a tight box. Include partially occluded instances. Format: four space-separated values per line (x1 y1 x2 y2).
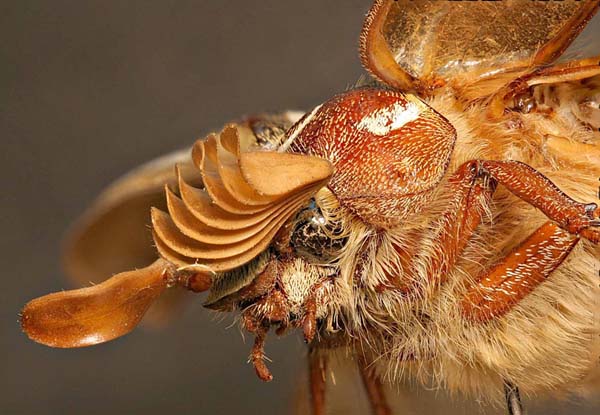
287 87 457 228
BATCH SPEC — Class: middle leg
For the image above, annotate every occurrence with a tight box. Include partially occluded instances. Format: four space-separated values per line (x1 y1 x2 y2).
460 221 580 322
308 348 327 415
357 355 392 415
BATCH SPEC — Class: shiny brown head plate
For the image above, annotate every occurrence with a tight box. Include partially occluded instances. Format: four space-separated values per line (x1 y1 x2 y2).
289 88 456 228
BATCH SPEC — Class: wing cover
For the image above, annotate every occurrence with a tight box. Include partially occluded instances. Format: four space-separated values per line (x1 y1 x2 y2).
361 0 599 91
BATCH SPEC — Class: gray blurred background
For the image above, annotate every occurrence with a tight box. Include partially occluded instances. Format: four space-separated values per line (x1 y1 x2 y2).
1 1 599 414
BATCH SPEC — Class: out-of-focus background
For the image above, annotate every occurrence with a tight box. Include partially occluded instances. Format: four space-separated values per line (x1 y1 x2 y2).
1 1 599 414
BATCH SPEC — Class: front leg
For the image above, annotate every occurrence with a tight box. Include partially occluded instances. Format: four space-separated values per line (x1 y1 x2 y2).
379 160 496 293
301 277 336 343
381 159 598 295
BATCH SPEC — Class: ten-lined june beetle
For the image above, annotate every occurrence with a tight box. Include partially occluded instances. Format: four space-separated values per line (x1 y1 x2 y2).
21 1 600 414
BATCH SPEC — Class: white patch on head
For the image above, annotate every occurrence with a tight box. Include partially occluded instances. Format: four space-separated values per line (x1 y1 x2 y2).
357 101 421 136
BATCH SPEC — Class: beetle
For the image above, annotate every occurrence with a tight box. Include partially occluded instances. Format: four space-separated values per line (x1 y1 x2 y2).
21 1 600 414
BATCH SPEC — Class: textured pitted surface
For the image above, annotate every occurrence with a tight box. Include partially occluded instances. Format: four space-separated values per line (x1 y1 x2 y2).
289 87 456 228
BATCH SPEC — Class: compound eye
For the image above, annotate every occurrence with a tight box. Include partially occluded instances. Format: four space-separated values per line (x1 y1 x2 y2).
289 200 347 264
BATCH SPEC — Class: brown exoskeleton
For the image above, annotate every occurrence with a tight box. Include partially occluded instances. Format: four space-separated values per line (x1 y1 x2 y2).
21 1 600 414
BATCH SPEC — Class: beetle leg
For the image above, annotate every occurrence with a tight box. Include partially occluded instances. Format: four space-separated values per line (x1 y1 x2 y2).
432 158 599 274
436 159 598 302
241 282 290 381
250 322 273 382
461 221 579 322
428 161 498 279
381 158 597 297
357 355 392 415
504 380 524 415
302 277 336 344
380 160 497 293
242 312 273 382
478 160 600 242
259 288 290 323
308 347 327 415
